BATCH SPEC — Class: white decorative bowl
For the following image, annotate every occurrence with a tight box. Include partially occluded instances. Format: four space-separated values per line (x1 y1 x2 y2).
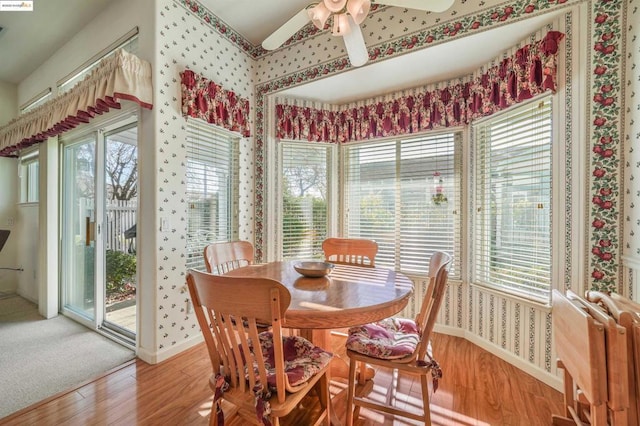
293 261 335 278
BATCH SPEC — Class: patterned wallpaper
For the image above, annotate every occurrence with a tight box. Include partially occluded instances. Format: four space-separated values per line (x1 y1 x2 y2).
154 0 632 366
623 0 640 296
155 0 254 351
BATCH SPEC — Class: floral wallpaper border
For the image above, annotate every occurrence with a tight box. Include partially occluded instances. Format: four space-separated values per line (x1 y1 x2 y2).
180 0 625 291
588 0 624 292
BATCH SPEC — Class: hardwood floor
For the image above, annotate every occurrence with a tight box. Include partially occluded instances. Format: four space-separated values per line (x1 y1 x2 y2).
0 333 563 425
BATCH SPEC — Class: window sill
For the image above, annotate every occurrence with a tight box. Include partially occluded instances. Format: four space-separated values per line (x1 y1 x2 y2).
470 282 551 310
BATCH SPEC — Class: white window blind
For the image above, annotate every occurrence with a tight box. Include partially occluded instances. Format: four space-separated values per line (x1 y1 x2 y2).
281 142 330 260
186 120 238 270
19 150 39 203
343 133 461 277
473 96 552 300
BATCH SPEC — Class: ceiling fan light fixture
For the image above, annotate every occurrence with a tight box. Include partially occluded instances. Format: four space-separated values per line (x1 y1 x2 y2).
332 13 351 36
308 3 331 30
323 0 347 12
342 15 368 66
346 0 371 24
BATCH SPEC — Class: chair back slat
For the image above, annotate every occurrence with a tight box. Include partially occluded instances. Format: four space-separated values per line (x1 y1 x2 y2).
186 269 291 402
416 252 452 360
204 241 254 274
415 251 450 330
322 237 378 267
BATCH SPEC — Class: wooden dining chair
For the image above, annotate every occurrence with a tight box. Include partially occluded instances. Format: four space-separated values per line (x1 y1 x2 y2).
203 240 254 274
186 269 333 426
344 251 452 425
322 237 378 267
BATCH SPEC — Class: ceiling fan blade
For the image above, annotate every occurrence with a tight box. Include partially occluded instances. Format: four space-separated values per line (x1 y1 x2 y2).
375 0 455 13
342 16 368 67
262 7 311 50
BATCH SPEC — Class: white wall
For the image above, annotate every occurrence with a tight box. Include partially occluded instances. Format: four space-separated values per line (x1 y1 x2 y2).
16 204 38 302
0 158 18 294
0 80 17 125
0 80 19 294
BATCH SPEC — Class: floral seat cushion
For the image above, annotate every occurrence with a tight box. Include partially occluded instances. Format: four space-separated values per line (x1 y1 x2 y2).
256 332 333 388
346 317 420 360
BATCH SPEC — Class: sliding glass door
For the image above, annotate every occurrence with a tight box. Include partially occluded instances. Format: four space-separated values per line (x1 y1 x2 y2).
60 117 137 344
61 137 98 321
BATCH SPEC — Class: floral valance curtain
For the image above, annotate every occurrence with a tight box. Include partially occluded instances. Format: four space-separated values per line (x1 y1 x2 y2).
276 30 564 143
180 69 251 137
0 49 153 157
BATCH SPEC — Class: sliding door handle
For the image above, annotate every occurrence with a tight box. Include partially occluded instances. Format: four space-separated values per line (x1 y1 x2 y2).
85 217 95 246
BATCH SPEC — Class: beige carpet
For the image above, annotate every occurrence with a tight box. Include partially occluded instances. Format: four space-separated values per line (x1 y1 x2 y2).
0 295 135 419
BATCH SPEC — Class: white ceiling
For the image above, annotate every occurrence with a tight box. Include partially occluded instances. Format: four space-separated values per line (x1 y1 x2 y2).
0 0 562 104
0 0 111 85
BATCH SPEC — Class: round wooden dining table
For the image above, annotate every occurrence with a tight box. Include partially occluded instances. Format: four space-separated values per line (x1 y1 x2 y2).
224 260 414 330
225 261 414 425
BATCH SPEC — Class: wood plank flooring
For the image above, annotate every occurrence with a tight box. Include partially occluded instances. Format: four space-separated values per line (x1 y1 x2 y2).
0 333 563 425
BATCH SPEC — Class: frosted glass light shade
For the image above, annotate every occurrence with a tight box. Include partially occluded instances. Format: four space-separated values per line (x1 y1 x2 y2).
323 0 347 12
346 0 370 24
308 3 331 29
332 13 351 36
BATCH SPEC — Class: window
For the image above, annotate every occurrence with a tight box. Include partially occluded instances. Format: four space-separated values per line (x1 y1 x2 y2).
20 88 52 114
185 120 238 270
280 142 332 260
57 29 138 94
19 151 39 203
473 96 552 301
343 133 462 277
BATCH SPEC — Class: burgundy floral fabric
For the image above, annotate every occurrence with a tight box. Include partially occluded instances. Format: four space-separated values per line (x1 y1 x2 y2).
347 318 443 391
255 332 333 388
276 31 564 144
180 69 251 137
346 318 421 360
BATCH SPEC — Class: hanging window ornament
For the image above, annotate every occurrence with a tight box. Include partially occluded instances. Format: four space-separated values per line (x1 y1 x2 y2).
431 171 448 205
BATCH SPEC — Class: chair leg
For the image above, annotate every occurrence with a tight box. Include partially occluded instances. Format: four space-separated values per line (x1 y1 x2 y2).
209 401 218 426
317 373 331 426
420 375 432 425
385 368 399 405
346 357 358 426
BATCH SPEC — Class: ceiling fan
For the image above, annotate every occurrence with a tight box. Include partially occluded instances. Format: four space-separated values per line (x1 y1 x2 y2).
262 0 455 67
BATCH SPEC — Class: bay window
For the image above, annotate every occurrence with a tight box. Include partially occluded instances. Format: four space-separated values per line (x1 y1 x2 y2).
472 96 552 300
343 133 462 277
280 142 333 260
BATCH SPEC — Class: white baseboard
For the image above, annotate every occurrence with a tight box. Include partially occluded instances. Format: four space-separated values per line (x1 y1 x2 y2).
434 324 563 392
137 334 204 364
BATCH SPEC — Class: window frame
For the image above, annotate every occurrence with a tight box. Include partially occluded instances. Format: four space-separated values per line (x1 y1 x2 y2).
340 130 463 279
19 149 39 204
185 119 240 270
277 140 337 261
471 95 554 303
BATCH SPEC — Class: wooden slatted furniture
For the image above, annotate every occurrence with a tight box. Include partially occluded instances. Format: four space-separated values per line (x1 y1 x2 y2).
344 252 452 425
586 291 640 426
203 240 254 274
322 237 378 268
551 290 608 426
186 269 333 426
567 290 629 425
